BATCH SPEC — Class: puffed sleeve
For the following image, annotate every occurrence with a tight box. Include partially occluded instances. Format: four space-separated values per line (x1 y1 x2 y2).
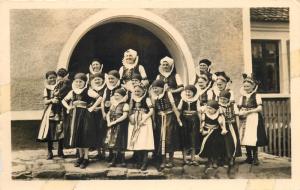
146 97 153 108
123 103 130 112
175 74 183 87
256 94 262 106
218 114 226 126
139 65 147 80
63 90 73 101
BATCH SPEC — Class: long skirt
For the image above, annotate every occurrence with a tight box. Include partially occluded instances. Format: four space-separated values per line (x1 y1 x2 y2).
37 104 63 142
154 112 180 155
239 112 268 147
127 111 155 151
64 107 100 148
181 114 201 151
199 127 224 159
89 109 105 148
223 122 242 158
105 120 128 151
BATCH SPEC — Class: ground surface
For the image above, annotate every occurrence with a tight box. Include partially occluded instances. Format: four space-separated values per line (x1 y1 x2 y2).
11 149 291 180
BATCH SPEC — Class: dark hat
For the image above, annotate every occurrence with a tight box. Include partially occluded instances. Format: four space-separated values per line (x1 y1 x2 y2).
45 71 57 79
108 70 120 79
184 85 197 95
206 100 219 110
151 79 165 88
57 68 68 77
74 73 87 82
132 73 142 81
114 88 127 97
242 73 258 85
199 59 212 66
215 71 230 82
219 90 231 99
91 58 101 64
133 82 147 91
90 72 105 81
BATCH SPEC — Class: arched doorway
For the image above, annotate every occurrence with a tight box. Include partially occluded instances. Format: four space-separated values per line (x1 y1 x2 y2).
57 9 195 84
69 22 171 82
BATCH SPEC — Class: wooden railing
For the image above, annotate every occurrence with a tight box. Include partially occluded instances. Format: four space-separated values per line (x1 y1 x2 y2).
261 98 291 157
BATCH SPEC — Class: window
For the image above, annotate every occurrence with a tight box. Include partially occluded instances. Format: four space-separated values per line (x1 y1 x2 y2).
251 40 280 93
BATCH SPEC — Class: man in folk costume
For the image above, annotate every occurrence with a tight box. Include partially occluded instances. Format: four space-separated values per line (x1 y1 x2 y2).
119 49 149 90
156 56 184 106
238 73 268 165
150 79 182 170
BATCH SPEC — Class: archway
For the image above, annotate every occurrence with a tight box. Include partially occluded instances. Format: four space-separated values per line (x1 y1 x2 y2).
57 9 195 84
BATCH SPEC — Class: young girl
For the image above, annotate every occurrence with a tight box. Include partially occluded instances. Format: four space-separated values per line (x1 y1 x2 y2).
195 72 212 106
127 83 154 171
37 71 64 159
208 71 234 103
86 58 104 84
124 73 143 102
105 88 129 167
218 90 242 166
178 85 201 166
150 79 182 170
87 72 106 160
156 56 184 106
238 74 268 165
199 100 227 168
62 73 101 169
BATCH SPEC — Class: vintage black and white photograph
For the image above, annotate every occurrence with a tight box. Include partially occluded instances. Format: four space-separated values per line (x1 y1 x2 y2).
6 5 293 182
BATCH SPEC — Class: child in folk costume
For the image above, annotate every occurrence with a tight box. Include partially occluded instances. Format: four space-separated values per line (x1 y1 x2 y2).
127 83 154 171
62 73 101 169
124 73 143 102
150 79 182 170
101 70 123 161
199 100 228 168
87 72 107 160
218 90 242 166
86 58 104 85
177 85 201 166
208 71 234 103
37 71 64 160
195 72 213 106
156 56 184 106
238 74 268 165
119 49 149 88
105 88 129 167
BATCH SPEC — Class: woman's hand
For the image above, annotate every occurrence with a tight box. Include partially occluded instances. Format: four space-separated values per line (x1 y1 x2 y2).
221 128 228 135
88 107 94 112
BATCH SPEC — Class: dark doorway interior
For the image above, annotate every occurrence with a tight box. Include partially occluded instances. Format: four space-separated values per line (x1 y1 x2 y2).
68 22 171 82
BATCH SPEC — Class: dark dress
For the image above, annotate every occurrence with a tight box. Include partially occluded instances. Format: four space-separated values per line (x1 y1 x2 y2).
64 88 100 148
220 103 242 158
180 99 201 151
153 91 181 154
37 87 64 142
105 101 129 151
199 112 224 159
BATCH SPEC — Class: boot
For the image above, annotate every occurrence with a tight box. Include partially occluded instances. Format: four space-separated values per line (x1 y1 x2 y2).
47 141 53 160
244 146 253 164
106 149 113 162
160 155 166 170
74 157 84 167
166 152 174 168
57 140 65 158
141 151 148 171
108 153 117 167
252 147 260 166
136 151 142 169
120 152 127 167
80 159 89 169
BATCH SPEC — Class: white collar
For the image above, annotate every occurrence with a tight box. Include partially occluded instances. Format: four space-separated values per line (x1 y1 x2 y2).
180 91 198 103
106 79 121 91
44 81 56 91
72 82 87 94
132 91 147 102
150 85 168 100
195 82 211 97
122 56 139 70
89 64 103 75
240 85 258 98
91 81 106 92
205 109 220 120
158 63 175 78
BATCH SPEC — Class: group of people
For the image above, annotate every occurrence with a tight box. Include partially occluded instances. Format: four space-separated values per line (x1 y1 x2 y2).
37 48 268 171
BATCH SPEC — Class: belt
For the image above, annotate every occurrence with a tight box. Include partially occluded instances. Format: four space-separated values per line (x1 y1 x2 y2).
158 110 173 115
204 124 218 130
183 110 197 116
73 101 87 108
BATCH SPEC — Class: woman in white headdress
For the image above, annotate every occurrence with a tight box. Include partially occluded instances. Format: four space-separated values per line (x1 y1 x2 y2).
86 58 104 85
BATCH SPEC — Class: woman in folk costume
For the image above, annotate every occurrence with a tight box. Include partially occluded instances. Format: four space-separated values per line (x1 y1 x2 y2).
156 56 184 106
105 88 129 167
195 71 213 107
150 79 182 170
194 59 216 87
127 83 154 171
37 71 64 160
86 58 104 85
62 73 101 169
218 90 242 166
101 70 124 161
87 72 107 160
199 100 228 168
119 49 149 89
177 85 201 166
208 71 235 103
238 73 268 165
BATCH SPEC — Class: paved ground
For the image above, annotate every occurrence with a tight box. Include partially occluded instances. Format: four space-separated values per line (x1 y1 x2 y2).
11 149 291 180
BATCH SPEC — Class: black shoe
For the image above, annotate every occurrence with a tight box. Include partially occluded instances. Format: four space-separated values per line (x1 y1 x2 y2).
47 151 53 160
80 159 89 169
74 157 84 167
108 153 117 167
57 150 65 158
160 156 166 170
141 163 148 171
120 153 127 167
106 152 113 162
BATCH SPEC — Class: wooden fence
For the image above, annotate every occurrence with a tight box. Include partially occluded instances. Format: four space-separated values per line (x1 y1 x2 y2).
262 98 291 157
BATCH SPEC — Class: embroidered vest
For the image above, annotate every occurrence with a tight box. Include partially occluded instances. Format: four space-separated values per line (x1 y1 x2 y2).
130 97 150 113
110 102 126 121
122 65 141 83
241 93 258 109
155 93 173 112
157 73 178 89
